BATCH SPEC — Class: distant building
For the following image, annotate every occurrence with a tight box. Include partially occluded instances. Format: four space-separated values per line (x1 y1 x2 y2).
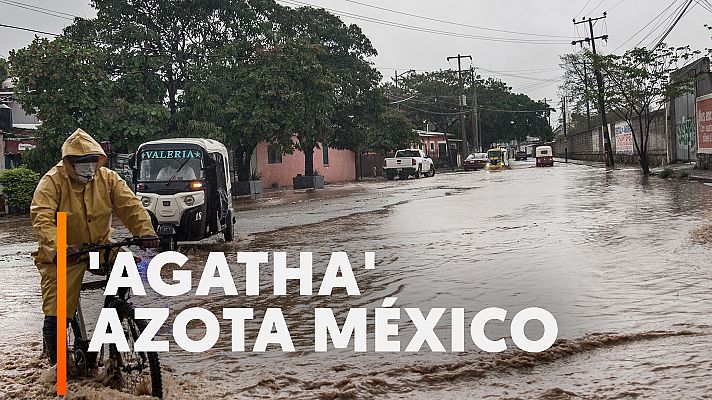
233 138 356 189
416 130 462 167
669 57 711 165
1 77 40 170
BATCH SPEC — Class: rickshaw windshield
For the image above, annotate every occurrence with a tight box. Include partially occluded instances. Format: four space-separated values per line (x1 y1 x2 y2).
138 148 204 182
488 150 502 159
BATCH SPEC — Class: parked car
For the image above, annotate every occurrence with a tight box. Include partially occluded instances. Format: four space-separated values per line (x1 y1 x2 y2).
536 146 554 167
383 149 435 180
464 153 488 171
515 151 528 161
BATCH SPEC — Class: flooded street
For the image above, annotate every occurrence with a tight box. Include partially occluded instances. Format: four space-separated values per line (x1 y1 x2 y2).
2 161 712 399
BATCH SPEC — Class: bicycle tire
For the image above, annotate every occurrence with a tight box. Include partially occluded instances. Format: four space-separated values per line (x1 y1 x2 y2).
108 314 163 398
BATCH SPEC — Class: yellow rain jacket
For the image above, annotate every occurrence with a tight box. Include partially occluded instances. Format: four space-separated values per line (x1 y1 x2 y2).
30 128 155 316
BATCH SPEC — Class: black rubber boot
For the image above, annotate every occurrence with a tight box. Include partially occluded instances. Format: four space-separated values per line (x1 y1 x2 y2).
43 316 58 365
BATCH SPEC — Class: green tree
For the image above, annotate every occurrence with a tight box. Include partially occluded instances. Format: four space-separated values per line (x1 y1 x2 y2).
603 45 697 174
563 46 698 174
10 33 170 173
365 107 418 153
280 5 379 176
88 0 281 132
281 38 337 177
10 36 114 173
389 71 550 149
181 41 299 181
0 57 8 82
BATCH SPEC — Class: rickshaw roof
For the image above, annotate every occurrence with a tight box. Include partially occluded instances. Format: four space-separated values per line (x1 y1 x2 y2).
139 138 228 155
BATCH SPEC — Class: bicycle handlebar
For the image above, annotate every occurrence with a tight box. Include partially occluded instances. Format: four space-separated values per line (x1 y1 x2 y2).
73 237 153 257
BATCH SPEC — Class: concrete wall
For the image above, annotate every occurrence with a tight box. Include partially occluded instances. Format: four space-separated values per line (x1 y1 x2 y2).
669 57 712 166
255 140 355 188
554 111 668 167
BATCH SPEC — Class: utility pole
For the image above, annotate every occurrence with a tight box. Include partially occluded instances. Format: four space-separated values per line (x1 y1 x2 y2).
470 66 480 153
393 69 415 111
562 96 568 163
543 98 552 127
581 60 592 130
573 13 614 167
447 53 472 165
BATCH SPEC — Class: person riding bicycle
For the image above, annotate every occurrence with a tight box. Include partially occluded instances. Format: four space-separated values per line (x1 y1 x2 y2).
30 128 160 366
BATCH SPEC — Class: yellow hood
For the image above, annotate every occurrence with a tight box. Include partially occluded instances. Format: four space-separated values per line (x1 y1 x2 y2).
60 129 108 177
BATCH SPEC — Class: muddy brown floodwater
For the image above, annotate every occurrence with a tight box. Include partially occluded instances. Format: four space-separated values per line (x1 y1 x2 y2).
2 161 712 399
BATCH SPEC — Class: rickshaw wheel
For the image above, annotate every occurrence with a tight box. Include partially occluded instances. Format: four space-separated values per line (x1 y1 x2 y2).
160 236 176 252
224 210 235 242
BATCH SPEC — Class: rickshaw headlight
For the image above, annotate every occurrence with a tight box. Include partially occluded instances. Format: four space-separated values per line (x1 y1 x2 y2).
184 195 195 207
141 197 151 207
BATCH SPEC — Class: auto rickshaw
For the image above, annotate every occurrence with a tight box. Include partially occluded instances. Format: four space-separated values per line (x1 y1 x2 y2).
536 145 554 167
485 147 511 171
131 138 235 251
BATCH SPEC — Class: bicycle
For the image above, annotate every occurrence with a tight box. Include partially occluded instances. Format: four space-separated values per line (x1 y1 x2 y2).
62 237 163 398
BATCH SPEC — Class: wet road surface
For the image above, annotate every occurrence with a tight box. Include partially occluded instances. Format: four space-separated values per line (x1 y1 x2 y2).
1 160 712 399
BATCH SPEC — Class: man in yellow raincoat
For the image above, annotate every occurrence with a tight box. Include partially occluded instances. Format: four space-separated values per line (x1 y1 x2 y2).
30 128 159 365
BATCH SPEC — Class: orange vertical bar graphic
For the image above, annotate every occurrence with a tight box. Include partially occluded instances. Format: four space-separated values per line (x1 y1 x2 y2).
56 212 67 396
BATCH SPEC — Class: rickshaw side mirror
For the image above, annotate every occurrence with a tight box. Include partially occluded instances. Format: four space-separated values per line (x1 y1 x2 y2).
128 153 137 170
128 153 138 185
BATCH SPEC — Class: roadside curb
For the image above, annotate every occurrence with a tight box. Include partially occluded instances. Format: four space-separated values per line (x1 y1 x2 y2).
688 173 712 183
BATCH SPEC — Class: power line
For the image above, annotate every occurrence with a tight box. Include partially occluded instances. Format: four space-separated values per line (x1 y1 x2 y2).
0 23 567 81
652 0 695 48
607 0 629 12
511 76 563 92
279 0 571 45
0 0 75 20
584 0 609 17
0 22 59 36
340 0 572 39
632 0 687 48
399 102 550 115
477 67 562 81
575 0 593 19
612 0 683 53
697 0 712 13
2 0 77 17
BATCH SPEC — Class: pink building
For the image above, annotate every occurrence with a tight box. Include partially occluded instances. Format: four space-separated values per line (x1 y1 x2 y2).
254 141 356 188
417 130 462 167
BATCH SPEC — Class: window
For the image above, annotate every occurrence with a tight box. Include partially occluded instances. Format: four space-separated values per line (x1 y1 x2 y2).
395 150 421 158
138 148 203 182
322 145 330 166
430 143 434 151
268 144 282 164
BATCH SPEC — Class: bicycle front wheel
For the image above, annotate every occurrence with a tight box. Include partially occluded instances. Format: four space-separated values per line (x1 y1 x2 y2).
106 315 163 398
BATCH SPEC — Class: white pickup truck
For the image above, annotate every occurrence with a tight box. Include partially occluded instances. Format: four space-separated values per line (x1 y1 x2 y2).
383 149 435 180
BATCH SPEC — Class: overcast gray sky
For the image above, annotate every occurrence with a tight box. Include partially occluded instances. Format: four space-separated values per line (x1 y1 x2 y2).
1 0 710 123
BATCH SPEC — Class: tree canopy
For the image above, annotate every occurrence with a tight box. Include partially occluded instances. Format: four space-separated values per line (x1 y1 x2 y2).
10 0 404 179
0 57 8 83
562 45 698 174
388 70 552 150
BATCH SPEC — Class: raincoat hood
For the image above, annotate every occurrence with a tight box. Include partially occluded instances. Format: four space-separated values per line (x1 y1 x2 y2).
60 129 107 179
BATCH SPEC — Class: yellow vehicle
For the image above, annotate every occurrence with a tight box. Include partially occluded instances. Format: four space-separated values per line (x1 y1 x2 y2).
485 148 511 171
